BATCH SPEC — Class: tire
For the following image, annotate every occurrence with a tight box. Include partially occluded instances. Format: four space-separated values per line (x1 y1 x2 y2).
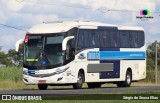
73 72 84 89
117 70 132 87
38 84 48 90
87 83 101 88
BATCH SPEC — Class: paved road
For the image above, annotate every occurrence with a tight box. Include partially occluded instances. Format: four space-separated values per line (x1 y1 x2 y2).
0 86 160 94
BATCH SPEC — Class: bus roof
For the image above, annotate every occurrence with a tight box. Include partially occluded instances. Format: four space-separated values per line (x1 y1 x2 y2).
27 21 144 34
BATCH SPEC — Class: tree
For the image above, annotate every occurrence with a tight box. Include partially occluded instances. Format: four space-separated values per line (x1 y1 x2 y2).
146 41 160 70
7 49 23 67
7 43 24 67
0 47 13 66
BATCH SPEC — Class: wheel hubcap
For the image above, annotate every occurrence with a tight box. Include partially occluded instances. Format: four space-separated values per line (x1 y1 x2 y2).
77 75 82 84
127 74 131 84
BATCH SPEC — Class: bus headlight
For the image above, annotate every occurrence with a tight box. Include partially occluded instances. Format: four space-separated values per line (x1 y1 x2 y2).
55 66 69 74
23 71 29 75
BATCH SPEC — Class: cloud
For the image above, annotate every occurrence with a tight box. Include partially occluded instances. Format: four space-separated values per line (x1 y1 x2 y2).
0 0 159 52
148 27 160 35
0 11 6 22
6 0 37 11
0 28 25 52
2 11 60 30
6 0 26 11
5 0 157 13
35 14 59 23
89 0 156 11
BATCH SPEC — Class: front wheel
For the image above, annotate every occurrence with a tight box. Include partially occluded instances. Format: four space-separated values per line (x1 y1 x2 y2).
38 84 48 90
73 72 84 89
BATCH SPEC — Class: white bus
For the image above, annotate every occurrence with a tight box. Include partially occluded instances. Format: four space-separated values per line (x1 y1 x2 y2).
16 21 146 90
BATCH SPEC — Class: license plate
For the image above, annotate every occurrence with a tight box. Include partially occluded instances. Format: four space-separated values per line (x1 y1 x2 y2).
38 80 46 84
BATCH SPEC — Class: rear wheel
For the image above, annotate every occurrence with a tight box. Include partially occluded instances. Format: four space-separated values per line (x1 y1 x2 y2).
117 70 132 87
73 72 84 89
38 84 48 90
87 83 101 88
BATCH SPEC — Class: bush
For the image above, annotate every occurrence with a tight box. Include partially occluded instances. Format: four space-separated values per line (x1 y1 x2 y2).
0 67 22 82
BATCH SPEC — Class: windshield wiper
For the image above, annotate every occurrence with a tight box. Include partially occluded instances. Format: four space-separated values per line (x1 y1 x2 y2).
30 52 41 69
30 51 51 68
42 50 51 66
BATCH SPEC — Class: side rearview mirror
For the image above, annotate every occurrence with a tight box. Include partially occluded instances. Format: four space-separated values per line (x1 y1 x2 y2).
15 39 24 52
62 36 74 51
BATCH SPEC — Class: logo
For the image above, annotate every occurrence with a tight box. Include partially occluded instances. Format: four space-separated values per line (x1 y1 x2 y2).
136 8 154 21
140 9 151 16
78 53 86 60
1 95 42 100
2 95 11 100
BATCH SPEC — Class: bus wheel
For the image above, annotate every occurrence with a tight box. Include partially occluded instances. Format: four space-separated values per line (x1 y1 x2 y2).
38 84 48 90
117 70 132 87
87 83 101 88
73 72 84 89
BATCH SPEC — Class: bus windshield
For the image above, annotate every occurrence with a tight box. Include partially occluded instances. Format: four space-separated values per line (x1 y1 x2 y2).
23 34 65 69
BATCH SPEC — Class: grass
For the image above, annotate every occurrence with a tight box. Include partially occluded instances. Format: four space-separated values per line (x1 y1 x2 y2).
1 67 160 102
0 67 22 81
143 69 160 83
0 67 160 90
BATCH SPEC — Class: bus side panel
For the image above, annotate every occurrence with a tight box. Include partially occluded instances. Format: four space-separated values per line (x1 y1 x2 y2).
120 60 146 81
74 48 100 83
74 48 125 83
120 46 146 81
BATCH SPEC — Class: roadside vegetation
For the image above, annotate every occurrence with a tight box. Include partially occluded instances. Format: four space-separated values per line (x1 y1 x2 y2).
0 66 159 90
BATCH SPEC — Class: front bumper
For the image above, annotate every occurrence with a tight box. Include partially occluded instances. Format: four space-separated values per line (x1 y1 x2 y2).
23 73 67 85
23 66 76 85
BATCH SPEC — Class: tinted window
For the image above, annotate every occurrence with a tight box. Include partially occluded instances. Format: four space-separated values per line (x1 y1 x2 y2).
100 30 110 47
67 28 78 48
83 30 90 47
77 29 101 50
46 36 64 44
76 29 144 50
130 31 138 48
77 30 84 49
110 31 120 47
137 31 145 47
67 28 78 36
89 30 100 48
120 31 130 48
77 30 90 50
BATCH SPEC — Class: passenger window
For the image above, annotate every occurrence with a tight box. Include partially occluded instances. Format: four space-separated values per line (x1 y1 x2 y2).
137 31 144 47
110 31 120 47
130 31 138 48
89 30 100 48
77 29 90 50
100 30 110 47
120 31 130 48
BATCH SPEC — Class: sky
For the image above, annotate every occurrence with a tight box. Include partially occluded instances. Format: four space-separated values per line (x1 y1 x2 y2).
0 0 160 52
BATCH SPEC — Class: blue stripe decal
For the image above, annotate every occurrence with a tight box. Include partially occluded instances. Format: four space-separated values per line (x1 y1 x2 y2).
88 51 145 60
24 70 39 73
87 51 100 60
